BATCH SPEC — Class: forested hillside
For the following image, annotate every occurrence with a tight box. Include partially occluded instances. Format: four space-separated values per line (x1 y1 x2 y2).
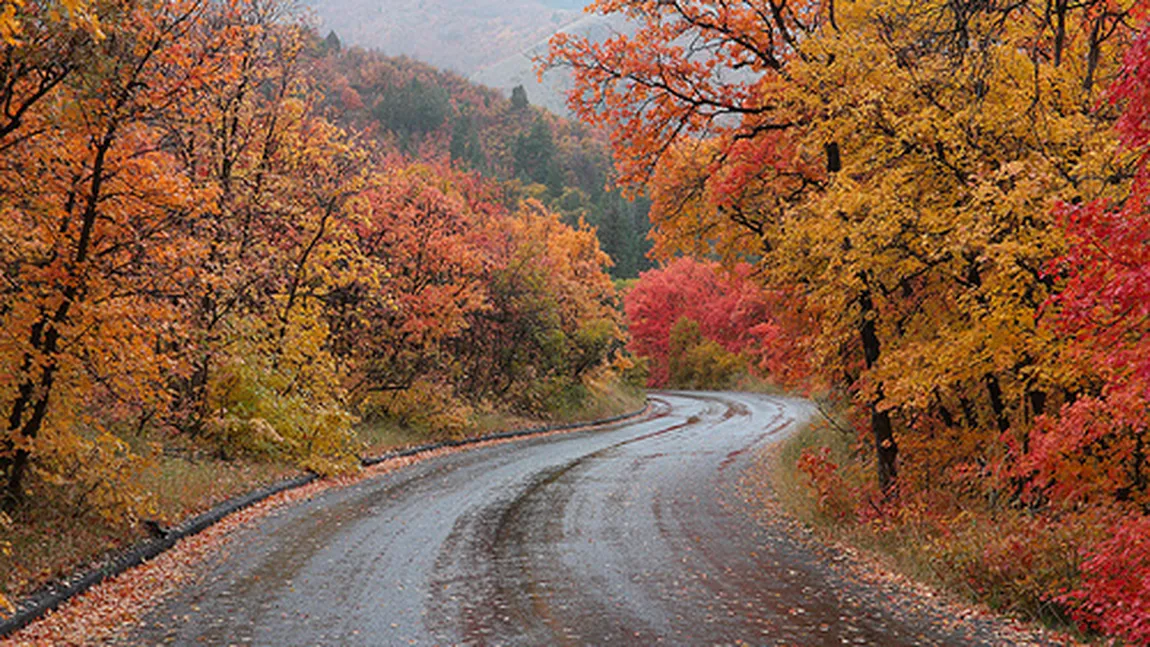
551 0 1150 643
311 41 653 278
0 0 645 612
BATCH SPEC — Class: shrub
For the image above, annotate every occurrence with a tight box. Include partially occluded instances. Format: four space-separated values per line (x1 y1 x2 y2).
667 317 746 389
796 445 855 520
361 380 475 440
1059 514 1150 645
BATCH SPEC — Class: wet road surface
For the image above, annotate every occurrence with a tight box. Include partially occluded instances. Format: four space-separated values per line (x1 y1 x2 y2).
123 392 1039 646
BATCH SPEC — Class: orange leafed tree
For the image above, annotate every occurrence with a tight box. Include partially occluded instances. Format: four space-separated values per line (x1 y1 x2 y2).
0 1 637 613
342 161 492 400
457 198 624 413
0 0 238 507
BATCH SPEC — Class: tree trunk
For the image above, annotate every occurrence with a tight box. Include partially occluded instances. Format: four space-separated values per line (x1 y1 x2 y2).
3 132 111 507
4 316 63 508
859 286 898 493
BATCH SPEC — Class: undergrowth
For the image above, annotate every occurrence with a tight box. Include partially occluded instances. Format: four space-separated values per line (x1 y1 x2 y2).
1 451 296 604
768 412 1106 643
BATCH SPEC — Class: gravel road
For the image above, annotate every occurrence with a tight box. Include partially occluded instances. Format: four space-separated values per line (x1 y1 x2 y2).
120 391 1054 646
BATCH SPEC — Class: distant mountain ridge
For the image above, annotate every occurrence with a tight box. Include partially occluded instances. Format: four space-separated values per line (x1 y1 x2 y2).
303 0 628 115
471 12 632 116
303 0 585 75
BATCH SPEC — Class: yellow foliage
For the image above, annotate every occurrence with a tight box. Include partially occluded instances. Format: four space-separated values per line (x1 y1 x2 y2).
667 318 747 390
204 314 360 475
0 0 103 44
33 429 156 525
554 0 1141 489
362 381 476 440
0 510 10 612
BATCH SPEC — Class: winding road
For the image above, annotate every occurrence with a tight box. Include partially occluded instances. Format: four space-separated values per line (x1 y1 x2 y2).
121 392 1047 646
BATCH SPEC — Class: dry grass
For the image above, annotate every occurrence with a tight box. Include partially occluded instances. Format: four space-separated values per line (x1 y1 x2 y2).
356 382 645 457
141 455 299 526
552 382 646 423
1 453 298 603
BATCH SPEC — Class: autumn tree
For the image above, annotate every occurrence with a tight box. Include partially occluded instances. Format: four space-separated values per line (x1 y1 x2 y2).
340 161 491 405
549 0 1138 493
624 258 805 388
0 0 233 507
161 3 367 471
1030 16 1150 510
0 0 371 507
457 199 624 414
1029 22 1150 641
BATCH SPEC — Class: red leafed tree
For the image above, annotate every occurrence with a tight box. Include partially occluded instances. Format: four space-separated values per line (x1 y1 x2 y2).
625 257 809 387
1033 22 1150 508
1035 21 1150 644
340 161 492 399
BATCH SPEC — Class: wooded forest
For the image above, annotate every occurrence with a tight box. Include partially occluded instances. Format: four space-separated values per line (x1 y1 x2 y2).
2 0 1149 643
0 0 646 612
550 0 1150 642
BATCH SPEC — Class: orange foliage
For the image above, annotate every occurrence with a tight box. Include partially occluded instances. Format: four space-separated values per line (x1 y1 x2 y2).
0 0 626 557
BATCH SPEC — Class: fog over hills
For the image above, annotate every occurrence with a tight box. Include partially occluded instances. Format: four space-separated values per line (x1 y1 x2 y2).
470 11 631 116
303 0 629 115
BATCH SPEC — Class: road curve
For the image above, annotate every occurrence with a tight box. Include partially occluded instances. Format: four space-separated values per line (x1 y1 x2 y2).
121 392 1037 646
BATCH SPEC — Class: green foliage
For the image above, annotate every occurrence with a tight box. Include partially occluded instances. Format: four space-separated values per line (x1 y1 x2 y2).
589 192 653 279
513 118 563 195
373 77 451 140
510 84 529 110
204 353 359 476
450 113 485 170
321 30 341 53
666 317 746 390
617 353 650 390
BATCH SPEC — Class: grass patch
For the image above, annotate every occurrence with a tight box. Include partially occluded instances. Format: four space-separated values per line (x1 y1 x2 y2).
142 453 299 525
548 381 646 423
354 416 448 457
730 373 794 396
354 381 646 457
1 451 298 602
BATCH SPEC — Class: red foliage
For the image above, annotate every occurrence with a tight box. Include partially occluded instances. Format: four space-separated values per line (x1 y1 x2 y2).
797 446 854 519
1036 22 1150 642
1058 515 1150 645
624 258 808 387
1034 22 1150 509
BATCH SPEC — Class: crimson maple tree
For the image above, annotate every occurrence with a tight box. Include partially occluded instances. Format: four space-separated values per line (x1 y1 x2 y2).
1032 22 1150 643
